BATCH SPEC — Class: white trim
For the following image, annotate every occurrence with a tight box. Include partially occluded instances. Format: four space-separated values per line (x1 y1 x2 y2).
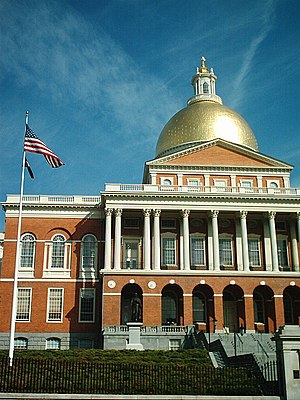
46 288 64 323
16 287 32 322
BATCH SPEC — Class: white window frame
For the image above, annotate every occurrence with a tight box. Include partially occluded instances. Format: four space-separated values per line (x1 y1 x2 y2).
79 288 95 323
46 337 61 350
248 235 261 267
161 232 177 266
190 234 206 266
239 179 254 193
169 338 181 350
80 234 98 278
160 177 175 191
43 234 71 278
47 288 64 323
19 233 36 278
267 180 281 193
14 337 28 350
16 288 32 322
187 178 202 192
214 179 228 192
122 237 141 269
219 234 233 266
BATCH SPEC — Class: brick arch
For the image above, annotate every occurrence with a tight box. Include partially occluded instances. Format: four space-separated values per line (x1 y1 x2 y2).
283 285 300 325
192 284 214 332
120 283 143 325
223 285 245 333
161 284 183 326
253 285 275 333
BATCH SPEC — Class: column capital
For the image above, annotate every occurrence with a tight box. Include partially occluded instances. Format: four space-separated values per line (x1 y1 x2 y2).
105 208 113 216
210 210 219 218
143 209 152 217
240 210 248 219
153 209 161 217
181 209 190 218
115 208 123 217
268 211 276 220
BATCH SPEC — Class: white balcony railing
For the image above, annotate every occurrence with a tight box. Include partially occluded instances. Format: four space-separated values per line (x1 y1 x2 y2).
104 184 300 196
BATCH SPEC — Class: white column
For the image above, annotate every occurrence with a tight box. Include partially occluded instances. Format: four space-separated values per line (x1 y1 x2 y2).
235 217 243 271
207 216 213 270
104 208 113 270
204 174 210 192
268 211 279 272
151 173 157 185
182 209 190 270
297 213 300 243
143 209 151 270
177 173 183 186
211 210 220 271
263 217 272 271
114 208 122 270
153 209 161 270
179 218 184 270
290 218 299 271
240 211 250 271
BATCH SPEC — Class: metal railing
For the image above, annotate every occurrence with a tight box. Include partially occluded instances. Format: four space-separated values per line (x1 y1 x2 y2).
0 356 279 395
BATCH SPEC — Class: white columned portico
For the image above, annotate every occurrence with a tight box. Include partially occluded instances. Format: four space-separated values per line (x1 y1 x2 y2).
153 209 161 270
290 218 299 271
104 208 113 270
268 211 279 272
114 208 122 270
182 209 190 270
143 209 151 270
240 211 250 271
211 210 220 271
297 213 300 244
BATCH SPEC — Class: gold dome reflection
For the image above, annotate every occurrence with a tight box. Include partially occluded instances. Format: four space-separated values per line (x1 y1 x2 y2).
156 100 258 157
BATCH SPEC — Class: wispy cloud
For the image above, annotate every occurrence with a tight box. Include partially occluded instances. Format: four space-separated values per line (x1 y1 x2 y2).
229 0 276 109
0 0 178 144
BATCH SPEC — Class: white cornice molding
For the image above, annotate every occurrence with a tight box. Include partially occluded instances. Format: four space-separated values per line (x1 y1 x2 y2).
146 138 293 169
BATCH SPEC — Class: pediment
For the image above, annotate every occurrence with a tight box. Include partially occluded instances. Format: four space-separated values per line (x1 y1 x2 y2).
146 139 292 169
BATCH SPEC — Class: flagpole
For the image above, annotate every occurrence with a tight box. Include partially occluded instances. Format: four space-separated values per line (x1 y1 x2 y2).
8 111 29 366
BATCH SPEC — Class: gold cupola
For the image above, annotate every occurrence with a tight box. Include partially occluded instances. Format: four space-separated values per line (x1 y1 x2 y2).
155 57 258 158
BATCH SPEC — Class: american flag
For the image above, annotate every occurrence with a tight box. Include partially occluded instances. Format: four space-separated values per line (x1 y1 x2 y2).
24 125 64 168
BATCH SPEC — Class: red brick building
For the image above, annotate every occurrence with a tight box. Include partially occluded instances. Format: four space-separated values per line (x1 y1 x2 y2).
1 58 300 350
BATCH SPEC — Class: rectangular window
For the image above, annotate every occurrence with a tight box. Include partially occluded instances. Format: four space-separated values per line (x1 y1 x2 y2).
219 238 233 266
16 288 31 321
214 179 227 192
169 339 181 350
79 288 95 322
161 219 176 229
190 237 205 265
124 218 140 228
162 237 176 265
248 239 261 266
277 239 288 267
123 239 139 269
46 338 61 350
47 288 64 322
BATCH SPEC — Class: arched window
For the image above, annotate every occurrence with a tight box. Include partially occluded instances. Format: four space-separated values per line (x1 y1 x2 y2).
51 234 66 268
193 291 206 323
20 233 36 270
161 284 183 326
203 82 209 93
81 234 97 275
14 337 28 350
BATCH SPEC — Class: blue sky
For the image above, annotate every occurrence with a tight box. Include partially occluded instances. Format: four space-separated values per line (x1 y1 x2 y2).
0 0 300 231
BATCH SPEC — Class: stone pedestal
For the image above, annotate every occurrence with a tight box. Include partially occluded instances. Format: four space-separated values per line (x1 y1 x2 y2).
126 322 144 350
273 325 300 400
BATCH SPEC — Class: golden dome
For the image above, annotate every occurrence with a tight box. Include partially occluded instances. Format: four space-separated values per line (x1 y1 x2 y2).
156 100 258 157
155 58 258 158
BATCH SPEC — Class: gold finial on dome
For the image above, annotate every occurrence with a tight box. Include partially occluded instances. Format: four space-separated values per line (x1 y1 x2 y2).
199 56 209 73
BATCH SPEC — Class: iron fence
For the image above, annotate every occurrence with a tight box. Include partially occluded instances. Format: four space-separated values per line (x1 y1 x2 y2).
0 356 279 396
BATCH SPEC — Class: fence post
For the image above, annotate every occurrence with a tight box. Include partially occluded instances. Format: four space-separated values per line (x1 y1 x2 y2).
272 325 300 400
